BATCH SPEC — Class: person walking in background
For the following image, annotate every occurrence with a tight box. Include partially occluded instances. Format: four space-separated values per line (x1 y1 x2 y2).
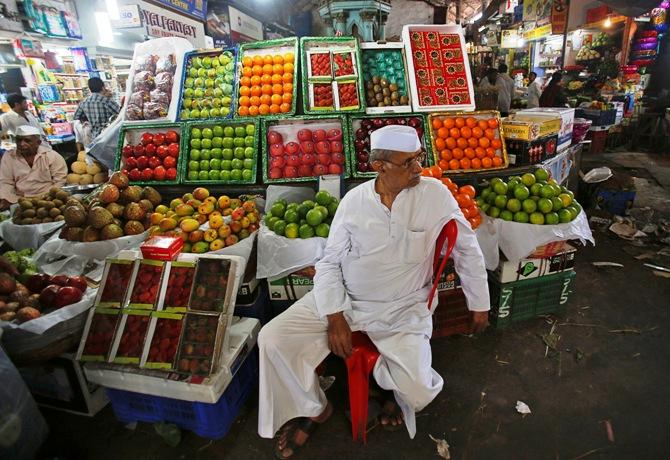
496 64 515 116
526 72 542 108
74 77 119 141
539 72 568 108
0 93 48 144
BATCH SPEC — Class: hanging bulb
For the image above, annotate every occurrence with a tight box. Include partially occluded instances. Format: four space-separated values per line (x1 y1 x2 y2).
604 16 612 28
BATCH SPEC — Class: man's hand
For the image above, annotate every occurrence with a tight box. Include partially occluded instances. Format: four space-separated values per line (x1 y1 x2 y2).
471 311 489 333
0 199 10 211
327 312 352 359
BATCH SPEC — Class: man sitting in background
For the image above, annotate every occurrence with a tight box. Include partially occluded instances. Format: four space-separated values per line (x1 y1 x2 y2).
0 125 67 210
0 93 48 144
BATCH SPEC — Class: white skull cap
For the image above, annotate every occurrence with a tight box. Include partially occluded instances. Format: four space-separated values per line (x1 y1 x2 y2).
370 124 421 153
15 125 41 137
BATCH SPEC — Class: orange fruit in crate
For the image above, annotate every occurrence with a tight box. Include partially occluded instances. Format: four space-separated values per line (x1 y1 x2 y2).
242 56 253 67
456 137 468 149
440 149 451 161
283 72 293 83
261 74 272 85
252 65 263 76
432 118 443 130
242 66 252 77
240 76 251 87
491 138 502 149
271 94 282 105
471 158 482 169
263 55 273 65
444 118 455 129
250 96 261 106
464 148 475 159
492 156 503 166
455 117 465 128
439 159 450 170
479 137 490 148
460 126 472 138
252 55 263 66
472 127 483 138
239 96 250 107
262 84 272 95
260 94 271 105
481 157 492 168
251 75 261 86
486 147 496 157
488 118 499 129
478 120 488 130
239 86 250 97
452 148 464 160
270 104 281 114
284 52 295 63
273 64 284 74
467 137 479 148
280 102 291 113
475 147 486 159
238 106 249 116
273 55 284 65
459 158 471 169
284 62 294 73
272 74 282 84
449 127 461 138
250 86 261 97
272 83 283 94
446 137 456 149
283 82 293 93
421 168 432 177
435 137 446 150
282 93 292 103
249 105 259 116
449 159 460 170
437 127 449 139
430 165 443 177
263 64 273 74
466 117 478 128
485 128 496 140
459 185 476 198
259 104 270 115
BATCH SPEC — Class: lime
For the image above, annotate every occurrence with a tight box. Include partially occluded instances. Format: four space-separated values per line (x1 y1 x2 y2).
242 169 253 181
234 126 246 137
298 224 315 239
187 171 198 180
315 191 333 206
490 177 504 187
522 198 537 213
480 188 492 201
530 183 542 197
306 209 324 226
220 170 231 181
202 128 213 139
190 149 201 161
500 210 514 221
549 197 562 212
273 220 286 236
476 197 485 207
572 202 582 215
224 126 235 137
213 126 224 137
230 169 242 181
244 147 255 159
266 216 279 230
285 223 299 239
212 137 223 148
221 160 232 170
327 200 338 217
507 181 518 197
302 199 316 208
494 194 508 209
551 183 562 197
508 176 522 184
315 223 330 238
246 124 255 135
200 150 211 160
211 148 222 159
191 128 202 139
506 198 521 213
538 198 553 214
545 212 560 225
231 158 243 170
271 202 286 218
222 138 234 149
210 158 221 170
297 204 311 219
190 139 201 149
188 160 199 171
514 211 529 223
208 170 220 180
487 206 501 218
529 212 545 225
558 209 572 223
243 158 254 170
539 185 555 199
198 170 209 180
314 205 329 220
222 148 233 160
534 168 549 182
514 185 530 200
199 159 209 170
480 203 491 214
493 181 508 196
234 147 245 159
521 173 536 187
233 137 245 148
559 193 573 208
284 209 299 224
486 193 497 205
530 196 541 202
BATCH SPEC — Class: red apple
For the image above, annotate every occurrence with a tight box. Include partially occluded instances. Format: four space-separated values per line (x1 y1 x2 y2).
328 164 342 174
144 143 157 156
166 167 177 180
317 154 331 165
125 157 138 169
122 145 134 157
39 285 60 308
133 144 145 156
66 275 87 292
156 145 169 159
315 141 330 155
285 142 300 155
326 129 342 141
154 166 166 180
283 166 298 178
269 167 283 179
136 156 149 169
298 164 313 177
313 164 328 175
286 154 301 167
300 141 314 154
270 156 286 169
141 133 154 145
163 156 177 168
313 129 326 142
142 168 154 180
332 152 345 165
330 141 343 153
55 286 83 308
153 133 166 146
129 168 142 181
148 156 162 169
167 143 179 157
267 131 283 144
26 273 50 293
269 143 284 157
297 129 313 142
165 130 179 144
50 274 69 286
301 153 315 165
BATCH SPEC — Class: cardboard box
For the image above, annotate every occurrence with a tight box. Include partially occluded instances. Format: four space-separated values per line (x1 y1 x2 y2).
493 243 577 283
505 134 558 165
502 117 561 141
528 241 571 259
268 266 316 301
517 108 575 152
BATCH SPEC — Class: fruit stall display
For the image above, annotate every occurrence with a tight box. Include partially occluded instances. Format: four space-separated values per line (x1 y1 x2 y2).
181 120 259 184
402 24 475 112
419 173 482 230
59 172 162 242
476 169 582 225
264 190 338 239
261 115 350 182
147 188 261 253
348 114 431 178
177 48 237 121
360 42 412 114
300 37 365 114
235 38 298 117
11 187 74 225
427 111 508 173
116 124 184 184
67 152 108 186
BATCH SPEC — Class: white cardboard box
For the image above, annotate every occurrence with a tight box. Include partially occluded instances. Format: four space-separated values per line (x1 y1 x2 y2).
493 243 577 283
518 108 575 152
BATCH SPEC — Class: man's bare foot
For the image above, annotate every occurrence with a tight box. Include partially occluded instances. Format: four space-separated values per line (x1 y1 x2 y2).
274 401 333 459
379 398 404 431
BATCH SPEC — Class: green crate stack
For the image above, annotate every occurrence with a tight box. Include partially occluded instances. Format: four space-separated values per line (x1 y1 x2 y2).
346 113 434 179
300 36 366 115
488 270 576 328
261 114 351 184
235 38 300 118
180 118 260 185
115 122 187 186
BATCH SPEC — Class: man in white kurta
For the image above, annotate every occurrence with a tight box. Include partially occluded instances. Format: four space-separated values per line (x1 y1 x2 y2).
259 125 490 458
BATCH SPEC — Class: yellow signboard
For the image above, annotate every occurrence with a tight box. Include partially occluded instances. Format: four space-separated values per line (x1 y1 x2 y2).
523 23 552 41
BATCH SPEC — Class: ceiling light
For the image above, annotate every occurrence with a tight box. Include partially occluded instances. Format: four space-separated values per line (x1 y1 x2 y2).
105 0 119 21
604 16 612 27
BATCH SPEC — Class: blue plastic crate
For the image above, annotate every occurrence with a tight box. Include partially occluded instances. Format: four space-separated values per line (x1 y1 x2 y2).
106 348 258 439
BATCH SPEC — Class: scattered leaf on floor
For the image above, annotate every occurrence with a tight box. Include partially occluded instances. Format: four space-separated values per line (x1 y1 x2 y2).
429 434 451 459
515 401 531 416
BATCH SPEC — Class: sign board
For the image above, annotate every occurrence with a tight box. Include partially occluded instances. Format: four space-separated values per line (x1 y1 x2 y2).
523 0 537 21
139 0 206 47
206 3 232 47
153 0 207 21
523 23 552 41
551 0 568 34
229 6 263 42
114 4 142 29
486 27 499 47
501 29 521 48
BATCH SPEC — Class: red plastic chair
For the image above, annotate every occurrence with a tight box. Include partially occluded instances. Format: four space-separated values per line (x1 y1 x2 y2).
345 220 458 443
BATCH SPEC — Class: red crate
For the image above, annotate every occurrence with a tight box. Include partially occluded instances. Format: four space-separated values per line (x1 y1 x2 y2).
431 289 472 339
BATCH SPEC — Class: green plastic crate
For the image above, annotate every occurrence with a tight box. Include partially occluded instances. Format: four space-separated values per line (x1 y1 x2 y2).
261 114 351 184
346 113 434 178
115 122 187 186
300 37 366 115
488 270 576 328
235 38 299 118
180 118 260 185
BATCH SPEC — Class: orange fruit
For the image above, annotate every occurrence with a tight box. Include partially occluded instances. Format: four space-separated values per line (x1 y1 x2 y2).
252 55 263 66
250 75 261 86
492 156 503 166
491 138 502 149
439 159 450 170
239 95 250 107
459 185 476 198
485 128 496 140
273 64 284 74
449 127 461 138
242 56 253 68
437 127 449 139
481 157 492 168
469 214 482 229
430 165 443 177
273 55 284 65
452 148 464 160
271 94 282 105
272 83 283 94
259 104 270 115
456 193 473 208
284 62 294 73
240 76 251 87
455 117 466 128
242 66 252 77
284 52 294 63
443 118 455 129
472 127 484 138
475 147 486 159
448 182 459 194
445 137 457 149
261 84 272 95
460 126 472 138
250 86 261 97
467 137 479 148
263 64 273 74
486 147 496 157
250 95 261 106
435 138 446 150
280 102 291 113
252 65 263 76
449 159 460 170
248 105 259 116
270 104 281 114
459 157 471 169
261 74 272 85
432 118 443 130
238 105 249 116
271 74 283 84
464 148 475 159
466 117 477 128
478 120 488 130
282 73 293 83
263 55 273 65
260 94 271 105
456 137 468 149
282 93 292 103
488 118 499 129
440 149 452 161
421 169 433 177
239 86 250 97
283 83 293 93
479 137 490 148
471 158 482 169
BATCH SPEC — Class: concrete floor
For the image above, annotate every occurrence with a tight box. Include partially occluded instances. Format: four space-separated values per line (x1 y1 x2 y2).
38 152 670 460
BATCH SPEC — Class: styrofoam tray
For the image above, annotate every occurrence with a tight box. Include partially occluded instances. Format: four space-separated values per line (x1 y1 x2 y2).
83 316 260 403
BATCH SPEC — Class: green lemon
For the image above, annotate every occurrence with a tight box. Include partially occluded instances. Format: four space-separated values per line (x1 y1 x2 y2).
314 205 329 220
493 181 508 196
538 198 553 214
271 202 286 218
299 224 315 239
306 208 324 226
480 188 492 201
315 223 330 238
540 185 555 199
487 206 501 218
273 220 286 236
285 223 299 239
284 209 299 224
514 185 530 200
500 210 514 221
559 193 573 208
514 211 529 223
480 203 491 214
327 200 339 217
534 168 549 182
545 212 560 225
506 198 521 213
530 183 543 197
558 208 573 223
522 198 537 214
529 212 545 225
494 194 508 209
315 191 333 206
521 172 536 187
551 197 563 211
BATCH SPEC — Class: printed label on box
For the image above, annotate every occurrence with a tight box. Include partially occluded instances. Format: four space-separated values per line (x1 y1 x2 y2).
269 266 316 301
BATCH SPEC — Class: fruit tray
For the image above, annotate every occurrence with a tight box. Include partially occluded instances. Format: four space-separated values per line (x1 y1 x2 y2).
261 115 351 183
162 261 197 312
96 259 137 308
127 259 166 309
115 122 186 185
180 119 260 185
347 114 433 178
360 42 412 114
176 47 239 122
300 37 365 115
77 307 122 362
110 309 152 365
402 24 475 112
175 313 227 376
188 257 237 313
427 111 509 174
235 37 299 118
142 311 184 370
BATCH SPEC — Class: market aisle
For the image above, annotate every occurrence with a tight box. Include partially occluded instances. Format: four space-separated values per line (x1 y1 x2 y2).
38 231 670 459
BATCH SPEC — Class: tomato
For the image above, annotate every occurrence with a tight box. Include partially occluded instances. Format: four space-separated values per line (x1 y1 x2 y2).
455 193 474 208
459 185 476 198
429 165 443 178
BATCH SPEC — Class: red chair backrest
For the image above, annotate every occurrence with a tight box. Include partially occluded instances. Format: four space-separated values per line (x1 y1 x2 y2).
427 220 458 310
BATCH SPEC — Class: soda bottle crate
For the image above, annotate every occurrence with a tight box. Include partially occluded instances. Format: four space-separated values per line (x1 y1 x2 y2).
432 289 472 339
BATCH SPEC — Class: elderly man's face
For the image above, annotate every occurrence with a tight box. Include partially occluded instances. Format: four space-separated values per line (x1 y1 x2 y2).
372 149 424 189
16 135 40 156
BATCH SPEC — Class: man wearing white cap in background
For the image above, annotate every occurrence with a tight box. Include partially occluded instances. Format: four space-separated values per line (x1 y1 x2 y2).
0 125 67 210
259 124 490 458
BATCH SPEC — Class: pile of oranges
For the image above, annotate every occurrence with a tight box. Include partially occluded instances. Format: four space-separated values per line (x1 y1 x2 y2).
237 52 295 117
431 116 504 172
421 166 482 229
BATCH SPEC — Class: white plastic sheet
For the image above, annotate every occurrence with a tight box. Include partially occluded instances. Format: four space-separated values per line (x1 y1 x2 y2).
475 211 595 270
0 220 64 251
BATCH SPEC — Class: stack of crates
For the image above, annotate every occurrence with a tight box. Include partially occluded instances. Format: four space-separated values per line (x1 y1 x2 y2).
432 259 472 339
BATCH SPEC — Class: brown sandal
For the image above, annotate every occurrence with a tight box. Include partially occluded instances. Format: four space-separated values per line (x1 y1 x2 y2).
274 417 319 459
